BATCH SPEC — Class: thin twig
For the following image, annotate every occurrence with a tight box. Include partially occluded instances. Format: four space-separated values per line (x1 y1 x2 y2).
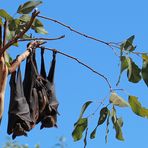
37 15 116 48
18 35 65 42
0 10 40 57
40 46 112 91
86 97 107 119
132 51 148 55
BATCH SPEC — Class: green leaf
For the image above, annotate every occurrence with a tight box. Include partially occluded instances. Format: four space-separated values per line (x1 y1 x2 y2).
121 56 128 73
90 107 108 139
121 35 136 51
76 101 92 124
142 54 148 87
110 92 130 107
19 14 31 22
116 56 129 86
31 19 48 34
128 96 148 118
0 9 13 21
72 118 88 141
32 26 48 34
33 18 43 27
17 0 42 14
111 107 124 141
8 19 20 31
127 58 141 83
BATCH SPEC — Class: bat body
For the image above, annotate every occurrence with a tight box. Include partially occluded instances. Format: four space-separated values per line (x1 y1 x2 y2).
23 49 39 125
39 48 59 129
7 66 32 139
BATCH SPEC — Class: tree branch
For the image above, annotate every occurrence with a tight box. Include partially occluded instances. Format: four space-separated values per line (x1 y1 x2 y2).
0 10 40 57
40 46 112 91
37 15 117 48
18 35 65 42
9 41 44 73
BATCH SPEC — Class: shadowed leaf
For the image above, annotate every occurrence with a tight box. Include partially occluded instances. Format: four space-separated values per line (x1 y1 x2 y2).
142 54 148 87
127 58 141 83
17 0 42 14
121 35 136 51
90 107 108 139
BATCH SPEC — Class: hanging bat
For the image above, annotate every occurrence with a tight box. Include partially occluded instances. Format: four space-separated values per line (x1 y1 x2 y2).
39 48 59 129
7 66 32 139
23 49 39 126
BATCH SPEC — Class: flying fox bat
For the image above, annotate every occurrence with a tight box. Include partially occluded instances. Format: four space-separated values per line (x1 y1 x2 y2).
7 66 32 139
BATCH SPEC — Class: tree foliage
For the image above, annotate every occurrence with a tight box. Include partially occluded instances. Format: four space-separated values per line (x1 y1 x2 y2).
0 0 148 148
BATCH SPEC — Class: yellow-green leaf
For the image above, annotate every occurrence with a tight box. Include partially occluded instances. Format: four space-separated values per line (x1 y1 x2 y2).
128 96 148 118
72 118 88 141
110 92 130 107
0 9 13 21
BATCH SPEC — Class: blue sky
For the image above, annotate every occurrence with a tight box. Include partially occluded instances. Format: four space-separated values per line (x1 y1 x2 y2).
0 0 148 148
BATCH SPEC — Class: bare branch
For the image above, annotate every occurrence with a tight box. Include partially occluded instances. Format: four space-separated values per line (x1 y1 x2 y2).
39 46 112 91
38 15 113 46
132 51 148 55
18 35 65 42
0 10 40 57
